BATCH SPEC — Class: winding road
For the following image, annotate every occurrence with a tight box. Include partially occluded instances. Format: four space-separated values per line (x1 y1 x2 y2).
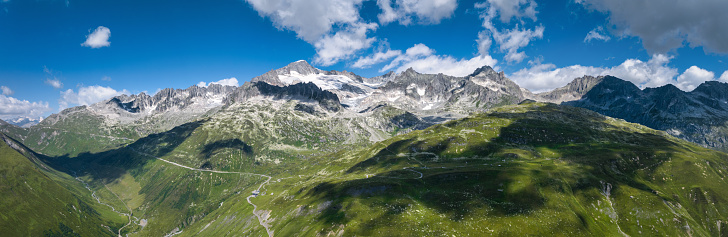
131 149 275 236
246 175 274 237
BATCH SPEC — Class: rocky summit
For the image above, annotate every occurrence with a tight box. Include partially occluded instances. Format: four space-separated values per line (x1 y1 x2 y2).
2 60 728 237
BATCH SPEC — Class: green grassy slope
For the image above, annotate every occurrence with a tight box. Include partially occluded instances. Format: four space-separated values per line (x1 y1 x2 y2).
8 101 728 236
0 134 128 236
184 102 728 236
30 100 402 236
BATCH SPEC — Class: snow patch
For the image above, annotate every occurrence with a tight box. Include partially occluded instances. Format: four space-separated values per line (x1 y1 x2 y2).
278 71 355 91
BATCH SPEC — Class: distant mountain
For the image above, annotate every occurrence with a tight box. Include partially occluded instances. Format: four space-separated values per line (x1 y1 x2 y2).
532 75 605 103
4 117 42 128
367 65 524 115
538 75 728 151
3 83 237 156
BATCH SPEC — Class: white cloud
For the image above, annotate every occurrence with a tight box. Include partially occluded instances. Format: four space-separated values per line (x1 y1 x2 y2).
352 49 402 68
476 31 493 55
676 66 715 91
1 86 13 96
0 95 50 120
578 0 728 54
720 71 728 83
477 1 544 63
313 22 377 66
376 0 458 25
509 63 605 93
245 0 364 43
380 43 497 77
607 54 678 89
481 0 537 23
197 77 239 87
101 76 112 81
43 66 64 89
245 0 379 66
45 79 63 89
495 25 543 63
584 26 611 43
81 26 111 48
510 54 680 92
59 85 129 109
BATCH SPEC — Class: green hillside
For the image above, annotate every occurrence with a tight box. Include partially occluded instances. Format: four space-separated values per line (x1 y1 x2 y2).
177 102 728 236
0 134 128 237
4 101 728 236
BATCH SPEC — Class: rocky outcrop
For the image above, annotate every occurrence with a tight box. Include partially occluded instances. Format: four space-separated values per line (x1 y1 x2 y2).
533 75 605 103
363 65 525 113
228 81 342 112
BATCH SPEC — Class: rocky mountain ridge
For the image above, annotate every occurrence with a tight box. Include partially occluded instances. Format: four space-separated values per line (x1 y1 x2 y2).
535 75 728 151
6 60 728 154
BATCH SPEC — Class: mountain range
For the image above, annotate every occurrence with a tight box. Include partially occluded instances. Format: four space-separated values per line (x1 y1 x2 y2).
2 60 728 236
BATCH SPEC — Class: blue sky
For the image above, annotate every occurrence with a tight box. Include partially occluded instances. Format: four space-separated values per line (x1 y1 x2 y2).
1 0 727 119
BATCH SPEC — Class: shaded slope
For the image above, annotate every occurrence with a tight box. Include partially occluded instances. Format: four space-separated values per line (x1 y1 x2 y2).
0 133 127 236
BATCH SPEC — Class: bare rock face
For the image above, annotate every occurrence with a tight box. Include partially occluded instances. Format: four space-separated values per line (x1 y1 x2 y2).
533 75 605 103
228 81 342 112
366 65 525 114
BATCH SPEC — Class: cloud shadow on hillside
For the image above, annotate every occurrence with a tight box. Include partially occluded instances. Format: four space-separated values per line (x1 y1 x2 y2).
38 119 206 183
303 104 683 234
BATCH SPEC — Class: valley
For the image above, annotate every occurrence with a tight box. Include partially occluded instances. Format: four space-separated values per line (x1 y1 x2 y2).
2 61 728 236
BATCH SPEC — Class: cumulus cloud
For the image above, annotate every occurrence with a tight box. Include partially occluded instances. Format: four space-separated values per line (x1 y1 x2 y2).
1 86 13 96
578 0 728 54
376 0 458 25
477 1 544 63
197 77 239 87
720 71 728 83
495 25 543 63
245 0 364 43
352 49 402 68
313 23 378 66
81 26 111 48
379 43 497 77
676 66 715 91
59 85 129 109
0 95 50 120
246 0 378 66
584 26 611 43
